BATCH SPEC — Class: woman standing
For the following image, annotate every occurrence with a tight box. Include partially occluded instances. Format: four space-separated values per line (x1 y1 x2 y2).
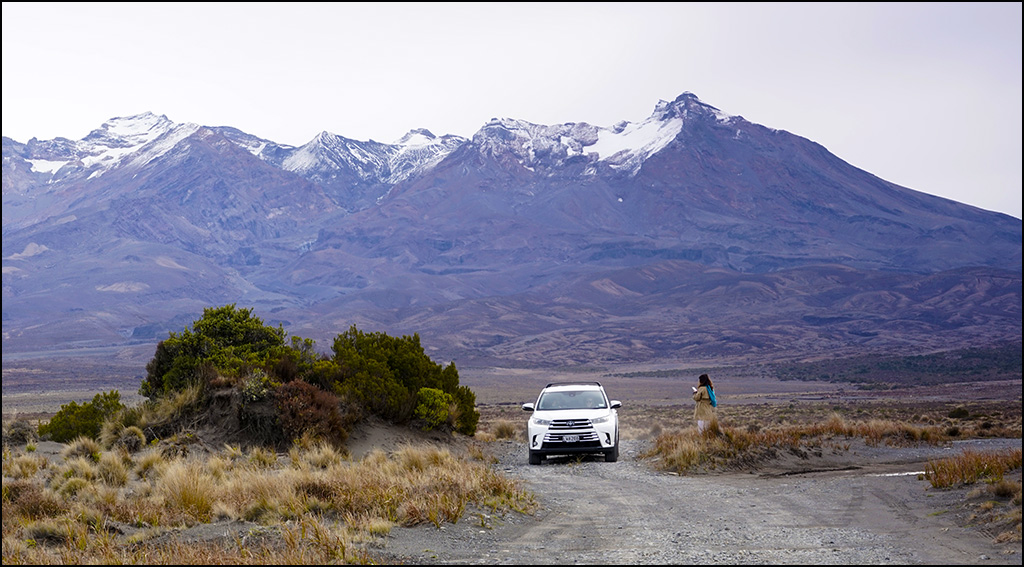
692 373 716 433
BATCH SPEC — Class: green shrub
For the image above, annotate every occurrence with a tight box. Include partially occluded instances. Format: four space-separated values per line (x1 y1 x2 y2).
414 388 453 431
451 384 479 436
330 326 479 433
38 391 124 443
140 304 285 399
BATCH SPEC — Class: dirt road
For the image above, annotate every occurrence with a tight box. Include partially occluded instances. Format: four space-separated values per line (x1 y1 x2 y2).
377 437 1022 565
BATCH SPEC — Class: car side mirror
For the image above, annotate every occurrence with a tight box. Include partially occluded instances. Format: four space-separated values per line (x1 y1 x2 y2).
610 400 621 409
522 403 535 412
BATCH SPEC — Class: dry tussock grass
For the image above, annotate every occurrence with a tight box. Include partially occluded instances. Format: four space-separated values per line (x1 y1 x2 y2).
2 432 535 565
925 448 1023 544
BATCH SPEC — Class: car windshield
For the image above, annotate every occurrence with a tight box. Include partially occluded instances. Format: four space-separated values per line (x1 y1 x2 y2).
536 390 606 410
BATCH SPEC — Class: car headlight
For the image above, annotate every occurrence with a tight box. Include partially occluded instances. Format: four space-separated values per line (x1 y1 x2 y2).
531 417 552 426
591 414 613 425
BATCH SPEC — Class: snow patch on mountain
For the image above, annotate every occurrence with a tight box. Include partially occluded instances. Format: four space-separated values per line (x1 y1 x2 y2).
96 282 150 293
588 115 683 172
4 242 50 260
154 256 190 270
114 122 202 171
282 131 388 178
472 111 683 176
27 159 66 174
6 92 732 207
473 118 600 169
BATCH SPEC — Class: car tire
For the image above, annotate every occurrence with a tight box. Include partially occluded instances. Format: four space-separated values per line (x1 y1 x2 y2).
529 450 544 465
604 431 619 462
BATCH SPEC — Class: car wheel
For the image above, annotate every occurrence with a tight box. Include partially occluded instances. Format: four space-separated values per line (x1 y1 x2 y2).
604 431 619 462
529 450 543 465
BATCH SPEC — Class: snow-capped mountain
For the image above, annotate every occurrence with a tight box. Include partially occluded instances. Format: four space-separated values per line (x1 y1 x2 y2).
469 92 718 177
265 128 467 211
7 112 194 185
2 93 1021 370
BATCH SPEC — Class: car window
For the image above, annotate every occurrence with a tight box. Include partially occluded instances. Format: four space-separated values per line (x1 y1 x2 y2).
537 390 606 410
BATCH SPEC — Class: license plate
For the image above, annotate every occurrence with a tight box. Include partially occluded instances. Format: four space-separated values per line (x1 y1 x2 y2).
563 435 579 442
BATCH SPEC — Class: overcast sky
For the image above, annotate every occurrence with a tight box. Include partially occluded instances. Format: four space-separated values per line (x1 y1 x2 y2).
3 2 1021 219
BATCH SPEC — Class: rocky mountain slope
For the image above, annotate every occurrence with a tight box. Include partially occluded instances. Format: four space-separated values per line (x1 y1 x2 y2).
2 93 1020 368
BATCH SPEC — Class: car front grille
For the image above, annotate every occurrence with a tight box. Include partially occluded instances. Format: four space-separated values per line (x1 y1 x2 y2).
543 419 600 444
549 418 593 430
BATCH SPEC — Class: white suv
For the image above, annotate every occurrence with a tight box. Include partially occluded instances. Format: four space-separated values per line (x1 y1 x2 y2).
522 381 621 465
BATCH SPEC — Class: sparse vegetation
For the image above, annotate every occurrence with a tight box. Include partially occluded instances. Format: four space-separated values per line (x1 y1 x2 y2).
2 304 495 563
491 419 519 440
5 387 1022 563
642 399 1022 473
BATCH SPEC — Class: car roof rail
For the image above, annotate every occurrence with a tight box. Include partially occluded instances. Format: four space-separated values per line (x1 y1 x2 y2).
543 381 603 388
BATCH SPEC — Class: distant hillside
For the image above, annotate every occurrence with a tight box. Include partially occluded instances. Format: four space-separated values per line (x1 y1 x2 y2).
769 342 1023 388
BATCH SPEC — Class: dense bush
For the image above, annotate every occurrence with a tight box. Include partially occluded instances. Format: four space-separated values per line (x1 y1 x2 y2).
140 305 481 437
38 391 124 443
274 380 351 445
330 326 479 434
140 305 286 398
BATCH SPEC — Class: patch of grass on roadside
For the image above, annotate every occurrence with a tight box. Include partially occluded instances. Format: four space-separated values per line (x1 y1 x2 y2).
925 448 1022 543
926 448 1022 488
642 414 960 473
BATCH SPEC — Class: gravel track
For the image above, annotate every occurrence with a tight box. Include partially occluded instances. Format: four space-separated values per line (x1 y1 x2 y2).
375 437 1022 565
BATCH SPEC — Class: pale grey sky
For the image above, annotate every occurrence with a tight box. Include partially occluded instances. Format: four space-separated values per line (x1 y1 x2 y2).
3 2 1021 219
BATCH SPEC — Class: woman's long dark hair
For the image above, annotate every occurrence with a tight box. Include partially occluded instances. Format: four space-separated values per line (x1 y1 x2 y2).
698 373 713 390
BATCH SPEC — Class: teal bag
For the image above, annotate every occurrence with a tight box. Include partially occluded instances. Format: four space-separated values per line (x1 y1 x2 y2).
708 387 717 408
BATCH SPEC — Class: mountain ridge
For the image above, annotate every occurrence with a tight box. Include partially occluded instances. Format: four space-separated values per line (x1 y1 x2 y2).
2 92 1020 369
